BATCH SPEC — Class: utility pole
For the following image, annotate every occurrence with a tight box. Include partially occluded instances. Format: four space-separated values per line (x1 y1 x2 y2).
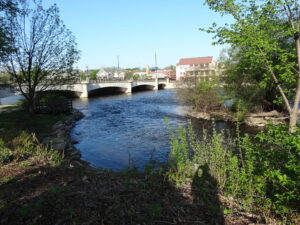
117 55 120 78
155 52 157 71
154 52 158 79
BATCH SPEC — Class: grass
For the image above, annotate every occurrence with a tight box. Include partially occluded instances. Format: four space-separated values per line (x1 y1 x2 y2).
0 109 67 141
0 104 18 109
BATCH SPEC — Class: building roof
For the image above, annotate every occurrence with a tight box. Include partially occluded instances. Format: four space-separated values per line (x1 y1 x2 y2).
176 56 213 66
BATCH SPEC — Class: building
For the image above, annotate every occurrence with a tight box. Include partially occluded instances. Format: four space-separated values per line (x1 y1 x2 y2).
149 70 176 79
176 56 219 80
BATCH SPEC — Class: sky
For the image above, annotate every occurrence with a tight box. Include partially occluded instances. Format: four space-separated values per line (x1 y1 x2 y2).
42 0 232 70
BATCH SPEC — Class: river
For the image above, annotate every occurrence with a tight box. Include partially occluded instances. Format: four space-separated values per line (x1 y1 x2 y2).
71 89 238 171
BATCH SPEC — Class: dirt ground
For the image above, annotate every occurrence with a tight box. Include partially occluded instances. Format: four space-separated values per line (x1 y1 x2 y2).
0 159 267 225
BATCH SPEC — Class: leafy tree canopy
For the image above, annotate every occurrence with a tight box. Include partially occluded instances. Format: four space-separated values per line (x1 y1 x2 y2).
203 0 300 132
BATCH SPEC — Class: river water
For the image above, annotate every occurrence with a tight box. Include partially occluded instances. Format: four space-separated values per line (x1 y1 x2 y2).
71 89 238 171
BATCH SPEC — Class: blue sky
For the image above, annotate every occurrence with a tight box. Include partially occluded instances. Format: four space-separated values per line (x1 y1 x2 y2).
43 0 232 70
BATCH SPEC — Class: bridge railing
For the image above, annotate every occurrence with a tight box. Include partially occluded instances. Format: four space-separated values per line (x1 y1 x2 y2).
78 77 162 83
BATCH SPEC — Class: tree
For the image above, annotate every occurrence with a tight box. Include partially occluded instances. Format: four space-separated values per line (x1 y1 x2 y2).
219 47 283 113
4 0 79 113
0 0 21 63
164 65 175 70
124 71 133 80
203 0 300 132
89 69 99 80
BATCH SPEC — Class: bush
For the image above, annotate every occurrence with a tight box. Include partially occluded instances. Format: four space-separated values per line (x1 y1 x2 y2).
11 132 62 166
166 122 300 222
37 93 71 114
176 78 223 112
0 139 13 164
241 125 300 215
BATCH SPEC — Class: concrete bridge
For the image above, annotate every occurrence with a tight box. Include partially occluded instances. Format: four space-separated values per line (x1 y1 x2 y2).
42 78 176 98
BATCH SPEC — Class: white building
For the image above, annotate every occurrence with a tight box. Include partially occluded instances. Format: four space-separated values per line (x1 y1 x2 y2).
176 56 219 80
96 68 109 78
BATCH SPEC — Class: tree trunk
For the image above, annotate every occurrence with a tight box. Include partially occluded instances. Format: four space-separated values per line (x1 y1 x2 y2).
290 36 300 133
27 91 36 115
289 82 300 133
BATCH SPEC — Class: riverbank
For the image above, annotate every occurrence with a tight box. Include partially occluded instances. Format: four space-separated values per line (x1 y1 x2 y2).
0 108 274 224
41 109 89 168
187 109 289 127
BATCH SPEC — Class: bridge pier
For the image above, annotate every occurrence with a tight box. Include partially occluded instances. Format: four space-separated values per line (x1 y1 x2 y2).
153 78 159 90
125 82 132 93
80 82 88 98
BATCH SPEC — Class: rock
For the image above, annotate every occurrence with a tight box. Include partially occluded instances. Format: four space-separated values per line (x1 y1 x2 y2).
53 130 67 138
69 149 81 160
244 114 287 127
244 117 267 127
51 139 68 151
82 175 88 182
42 109 86 165
69 160 83 168
250 110 280 117
52 122 64 130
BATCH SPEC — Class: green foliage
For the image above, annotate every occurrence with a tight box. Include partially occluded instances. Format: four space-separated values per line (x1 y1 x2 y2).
79 73 86 80
141 74 151 79
220 47 282 113
132 74 139 80
166 122 300 221
47 186 68 198
176 78 223 112
124 71 133 80
167 126 193 184
241 125 300 214
146 203 163 220
203 0 300 130
164 65 175 70
89 70 99 80
0 176 15 185
0 138 13 163
0 73 11 84
11 132 63 166
0 131 62 166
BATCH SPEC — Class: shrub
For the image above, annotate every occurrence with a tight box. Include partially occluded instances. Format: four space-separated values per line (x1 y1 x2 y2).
176 78 223 112
0 139 13 164
241 125 300 215
37 93 71 114
166 122 300 222
11 132 63 166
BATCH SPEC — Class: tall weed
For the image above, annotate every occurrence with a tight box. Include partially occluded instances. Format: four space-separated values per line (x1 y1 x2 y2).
10 132 62 166
166 122 299 222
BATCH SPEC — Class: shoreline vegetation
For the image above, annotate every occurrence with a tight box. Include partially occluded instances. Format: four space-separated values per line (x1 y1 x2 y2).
0 103 299 224
186 109 291 127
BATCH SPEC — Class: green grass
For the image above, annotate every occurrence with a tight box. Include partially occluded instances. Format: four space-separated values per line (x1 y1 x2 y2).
0 109 67 141
0 176 16 184
0 104 18 109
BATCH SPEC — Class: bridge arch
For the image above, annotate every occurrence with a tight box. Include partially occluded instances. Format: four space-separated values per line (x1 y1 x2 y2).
132 84 155 92
88 86 128 97
158 83 166 90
